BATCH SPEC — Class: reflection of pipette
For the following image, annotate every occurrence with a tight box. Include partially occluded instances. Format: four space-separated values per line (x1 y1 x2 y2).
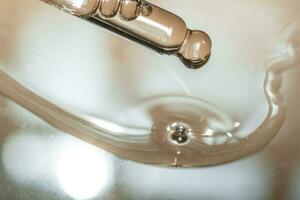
41 0 212 69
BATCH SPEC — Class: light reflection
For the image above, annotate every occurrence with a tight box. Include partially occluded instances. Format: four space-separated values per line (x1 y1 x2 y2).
2 130 54 183
2 128 112 199
71 0 88 8
139 17 173 41
56 141 110 200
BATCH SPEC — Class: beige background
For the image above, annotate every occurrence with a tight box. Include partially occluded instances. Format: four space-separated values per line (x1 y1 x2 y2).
0 0 300 199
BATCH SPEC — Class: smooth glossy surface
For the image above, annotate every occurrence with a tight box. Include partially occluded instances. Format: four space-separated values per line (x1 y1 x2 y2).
1 0 300 199
42 0 99 16
99 0 119 17
119 0 140 20
99 3 187 48
42 0 212 69
178 30 212 69
0 0 298 167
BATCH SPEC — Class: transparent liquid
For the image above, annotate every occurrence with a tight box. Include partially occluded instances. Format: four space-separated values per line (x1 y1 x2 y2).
0 0 300 167
0 20 299 167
